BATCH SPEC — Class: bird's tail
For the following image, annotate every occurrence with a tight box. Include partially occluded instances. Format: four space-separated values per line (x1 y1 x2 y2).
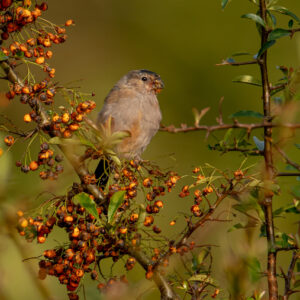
95 158 110 188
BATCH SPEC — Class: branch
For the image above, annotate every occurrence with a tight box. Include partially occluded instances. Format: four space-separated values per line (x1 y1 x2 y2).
0 60 104 203
274 145 300 173
259 1 278 299
282 251 300 300
153 184 234 271
160 121 300 135
126 247 180 300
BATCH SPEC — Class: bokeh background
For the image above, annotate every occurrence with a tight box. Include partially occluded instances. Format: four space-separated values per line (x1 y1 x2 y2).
1 0 300 299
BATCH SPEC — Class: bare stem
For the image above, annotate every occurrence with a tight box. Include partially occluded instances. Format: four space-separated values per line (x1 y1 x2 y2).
259 1 278 299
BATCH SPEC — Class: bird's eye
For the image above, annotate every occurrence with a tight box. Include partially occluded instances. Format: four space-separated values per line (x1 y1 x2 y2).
141 77 147 81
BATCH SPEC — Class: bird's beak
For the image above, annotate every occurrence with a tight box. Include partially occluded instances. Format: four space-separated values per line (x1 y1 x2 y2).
153 78 164 94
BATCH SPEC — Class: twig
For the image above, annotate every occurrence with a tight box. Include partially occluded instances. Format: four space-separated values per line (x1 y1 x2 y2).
153 183 234 271
282 251 299 300
160 122 300 135
274 145 300 172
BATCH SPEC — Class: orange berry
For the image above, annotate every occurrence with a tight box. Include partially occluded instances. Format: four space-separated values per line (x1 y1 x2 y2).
35 56 45 64
63 130 72 138
24 113 32 122
169 220 176 226
37 236 46 243
4 135 14 146
62 112 70 123
45 50 53 59
0 148 2 157
118 226 128 234
27 38 36 46
69 123 79 131
65 19 74 26
29 161 39 171
19 217 28 228
17 210 24 217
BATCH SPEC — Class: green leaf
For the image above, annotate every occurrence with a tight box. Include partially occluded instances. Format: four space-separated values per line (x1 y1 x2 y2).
232 75 262 86
107 191 126 224
257 40 276 57
269 6 300 23
223 128 233 143
253 136 264 151
241 13 266 27
247 257 261 283
73 192 99 220
78 135 97 150
0 50 8 61
288 19 294 28
268 28 290 41
48 137 63 145
228 223 246 232
229 110 264 119
231 52 251 57
221 0 229 10
292 186 300 199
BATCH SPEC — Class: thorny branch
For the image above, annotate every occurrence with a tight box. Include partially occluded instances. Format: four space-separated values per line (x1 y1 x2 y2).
0 60 104 202
0 60 181 299
153 183 235 271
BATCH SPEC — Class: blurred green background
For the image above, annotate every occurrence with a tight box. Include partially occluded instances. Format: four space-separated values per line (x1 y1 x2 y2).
1 0 300 299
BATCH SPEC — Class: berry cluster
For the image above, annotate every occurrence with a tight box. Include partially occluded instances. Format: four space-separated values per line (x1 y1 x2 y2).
50 100 96 138
15 142 63 179
16 161 183 299
0 1 48 40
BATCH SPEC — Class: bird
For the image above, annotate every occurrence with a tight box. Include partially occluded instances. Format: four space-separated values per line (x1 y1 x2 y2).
95 69 164 186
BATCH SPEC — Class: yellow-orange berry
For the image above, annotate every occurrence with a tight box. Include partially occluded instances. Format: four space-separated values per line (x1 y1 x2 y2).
4 135 14 146
45 50 53 59
65 19 74 26
62 113 70 123
18 217 28 228
37 236 46 243
35 56 45 64
29 161 39 171
24 113 32 122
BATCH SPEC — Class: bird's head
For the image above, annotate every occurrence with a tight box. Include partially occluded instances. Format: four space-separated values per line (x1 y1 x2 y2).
119 69 164 95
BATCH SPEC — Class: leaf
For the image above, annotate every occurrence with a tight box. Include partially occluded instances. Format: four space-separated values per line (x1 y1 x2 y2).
288 19 294 28
0 50 8 61
269 6 300 23
247 257 261 283
188 274 216 285
221 0 229 10
78 135 97 150
268 28 290 41
228 223 246 232
257 40 276 57
241 13 266 27
48 137 63 145
232 75 262 86
192 107 210 126
107 191 126 224
73 192 99 220
231 52 251 57
229 110 264 119
292 186 300 199
253 136 265 151
223 128 233 143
